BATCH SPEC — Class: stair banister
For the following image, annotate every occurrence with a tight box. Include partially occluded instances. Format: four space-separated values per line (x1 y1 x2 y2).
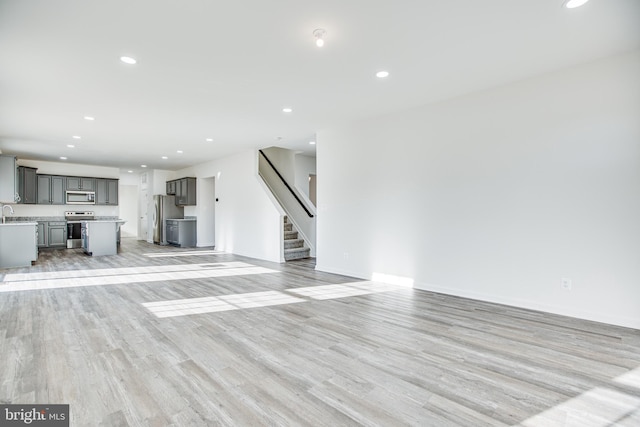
259 150 314 218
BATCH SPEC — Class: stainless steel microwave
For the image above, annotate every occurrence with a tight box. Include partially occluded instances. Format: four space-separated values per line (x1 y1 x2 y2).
66 190 95 204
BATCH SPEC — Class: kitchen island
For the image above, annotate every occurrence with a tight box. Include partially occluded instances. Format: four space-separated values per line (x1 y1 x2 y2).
0 222 38 268
82 220 126 256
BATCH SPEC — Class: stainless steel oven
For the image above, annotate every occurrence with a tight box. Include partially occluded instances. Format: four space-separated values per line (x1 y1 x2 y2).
65 211 94 248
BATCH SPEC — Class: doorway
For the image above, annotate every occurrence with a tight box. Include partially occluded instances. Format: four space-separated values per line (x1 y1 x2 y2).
199 177 215 247
309 174 317 207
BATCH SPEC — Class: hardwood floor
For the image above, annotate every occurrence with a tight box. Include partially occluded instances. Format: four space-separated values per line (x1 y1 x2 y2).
1 238 639 426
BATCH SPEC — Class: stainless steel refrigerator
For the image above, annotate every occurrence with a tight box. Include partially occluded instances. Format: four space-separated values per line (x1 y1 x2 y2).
152 195 184 244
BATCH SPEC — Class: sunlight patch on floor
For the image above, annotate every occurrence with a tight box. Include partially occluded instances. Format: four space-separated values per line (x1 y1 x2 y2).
144 281 409 318
143 250 224 258
0 262 279 292
516 386 640 427
288 281 406 300
143 291 306 318
614 367 640 390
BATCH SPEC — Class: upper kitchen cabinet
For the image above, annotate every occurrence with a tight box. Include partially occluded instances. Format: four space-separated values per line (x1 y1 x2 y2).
37 175 66 205
66 176 95 191
0 155 17 203
96 179 118 205
166 180 177 196
17 166 37 204
175 177 196 206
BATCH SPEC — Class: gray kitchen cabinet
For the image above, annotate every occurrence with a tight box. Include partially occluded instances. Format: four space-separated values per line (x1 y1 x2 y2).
166 180 176 195
37 222 46 247
66 176 95 191
166 220 178 245
51 176 65 204
96 178 119 205
0 155 17 203
0 222 38 268
17 166 38 204
175 177 196 206
47 221 67 247
165 219 196 247
37 175 66 205
37 221 67 247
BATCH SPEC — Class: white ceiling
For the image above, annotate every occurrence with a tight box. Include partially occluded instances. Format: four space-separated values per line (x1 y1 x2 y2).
1 0 639 173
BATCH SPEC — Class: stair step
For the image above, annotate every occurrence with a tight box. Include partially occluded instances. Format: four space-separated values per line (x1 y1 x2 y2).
284 222 293 232
284 247 310 261
284 230 298 240
284 239 304 249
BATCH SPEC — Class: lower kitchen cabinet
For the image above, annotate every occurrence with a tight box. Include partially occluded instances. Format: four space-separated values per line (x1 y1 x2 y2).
38 221 67 248
37 222 46 247
165 219 196 247
48 222 67 247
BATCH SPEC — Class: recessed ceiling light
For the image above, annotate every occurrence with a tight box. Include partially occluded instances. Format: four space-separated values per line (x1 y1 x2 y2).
127 170 133 173
376 71 390 78
67 144 75 148
309 141 316 145
563 0 589 8
59 156 67 160
313 29 326 48
120 56 137 65
206 138 213 142
72 135 81 139
282 107 293 113
141 164 147 168
83 116 95 121
177 150 183 154
161 156 168 160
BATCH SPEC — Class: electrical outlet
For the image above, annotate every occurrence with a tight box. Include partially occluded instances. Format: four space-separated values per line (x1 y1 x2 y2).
561 278 572 290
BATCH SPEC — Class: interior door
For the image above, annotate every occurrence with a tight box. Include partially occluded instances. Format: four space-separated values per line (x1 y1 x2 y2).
139 189 148 241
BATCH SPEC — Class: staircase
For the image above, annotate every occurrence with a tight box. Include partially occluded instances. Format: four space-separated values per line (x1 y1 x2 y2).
283 216 310 261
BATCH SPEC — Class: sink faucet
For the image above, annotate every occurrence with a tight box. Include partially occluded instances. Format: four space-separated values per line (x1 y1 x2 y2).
2 204 14 223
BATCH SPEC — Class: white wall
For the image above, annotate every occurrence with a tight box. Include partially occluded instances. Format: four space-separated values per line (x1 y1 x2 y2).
261 147 296 183
175 149 281 262
294 154 316 198
316 51 640 329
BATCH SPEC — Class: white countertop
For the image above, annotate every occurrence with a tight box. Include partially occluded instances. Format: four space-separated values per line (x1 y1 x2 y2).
67 219 126 223
165 218 196 222
0 222 38 226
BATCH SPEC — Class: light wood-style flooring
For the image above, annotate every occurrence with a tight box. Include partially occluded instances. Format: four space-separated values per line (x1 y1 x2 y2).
1 238 639 426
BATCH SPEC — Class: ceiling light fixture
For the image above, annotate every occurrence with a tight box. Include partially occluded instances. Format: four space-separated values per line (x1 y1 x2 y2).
563 0 590 8
313 29 326 47
127 170 133 173
177 150 183 154
309 141 316 145
67 144 75 148
72 135 81 139
376 71 390 78
141 164 147 168
60 156 67 160
206 138 213 142
120 56 137 65
282 107 293 113
83 116 95 121
161 156 168 160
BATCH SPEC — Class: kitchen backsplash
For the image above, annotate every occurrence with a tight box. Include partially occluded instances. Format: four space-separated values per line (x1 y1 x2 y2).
6 204 119 218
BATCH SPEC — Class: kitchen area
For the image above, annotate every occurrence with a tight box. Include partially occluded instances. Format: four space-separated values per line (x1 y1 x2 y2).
0 154 127 268
1 155 200 269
